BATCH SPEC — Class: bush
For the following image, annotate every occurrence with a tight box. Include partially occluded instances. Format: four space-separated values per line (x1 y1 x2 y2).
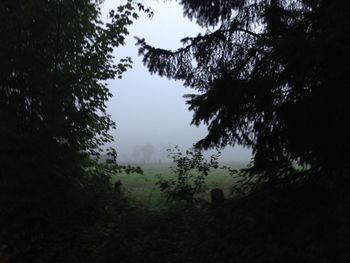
157 146 220 204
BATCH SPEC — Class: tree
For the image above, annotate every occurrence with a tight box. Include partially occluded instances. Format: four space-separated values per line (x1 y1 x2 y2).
0 0 149 259
139 144 155 163
137 0 350 182
0 0 138 162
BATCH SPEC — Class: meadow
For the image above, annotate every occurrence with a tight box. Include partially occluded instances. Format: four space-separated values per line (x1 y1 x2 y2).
112 161 249 207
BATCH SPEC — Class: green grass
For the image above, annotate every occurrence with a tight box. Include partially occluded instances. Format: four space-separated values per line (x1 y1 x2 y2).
112 161 249 207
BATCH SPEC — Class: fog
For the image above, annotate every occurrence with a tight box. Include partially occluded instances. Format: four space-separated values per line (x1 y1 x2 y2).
102 1 252 163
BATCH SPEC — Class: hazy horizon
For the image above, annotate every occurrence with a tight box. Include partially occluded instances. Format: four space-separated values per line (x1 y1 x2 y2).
102 0 252 163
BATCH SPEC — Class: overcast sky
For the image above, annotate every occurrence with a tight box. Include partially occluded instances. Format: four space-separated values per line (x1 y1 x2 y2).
102 0 251 162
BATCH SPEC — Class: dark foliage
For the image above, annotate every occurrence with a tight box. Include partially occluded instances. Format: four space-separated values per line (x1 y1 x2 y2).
66 180 350 263
2 0 350 262
137 0 350 181
0 0 146 261
157 146 220 204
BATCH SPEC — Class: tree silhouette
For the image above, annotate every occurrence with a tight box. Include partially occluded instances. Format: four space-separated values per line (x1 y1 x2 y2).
0 0 137 162
137 0 350 182
0 0 148 258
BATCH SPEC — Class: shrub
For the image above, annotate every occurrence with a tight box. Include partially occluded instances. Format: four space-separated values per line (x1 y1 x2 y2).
157 146 220 204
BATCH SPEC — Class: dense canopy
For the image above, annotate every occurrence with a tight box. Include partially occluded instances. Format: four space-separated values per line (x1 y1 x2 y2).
0 1 143 258
0 0 136 157
137 0 350 180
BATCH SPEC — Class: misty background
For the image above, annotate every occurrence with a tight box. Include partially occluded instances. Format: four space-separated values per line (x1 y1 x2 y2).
102 1 251 163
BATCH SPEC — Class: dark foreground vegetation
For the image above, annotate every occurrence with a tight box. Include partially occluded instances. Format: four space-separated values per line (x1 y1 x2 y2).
3 165 350 263
1 0 350 262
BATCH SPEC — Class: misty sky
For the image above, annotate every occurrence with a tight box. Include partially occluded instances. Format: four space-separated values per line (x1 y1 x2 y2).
102 1 252 162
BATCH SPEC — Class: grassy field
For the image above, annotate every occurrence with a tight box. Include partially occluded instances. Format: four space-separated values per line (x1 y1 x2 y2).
112 161 249 207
